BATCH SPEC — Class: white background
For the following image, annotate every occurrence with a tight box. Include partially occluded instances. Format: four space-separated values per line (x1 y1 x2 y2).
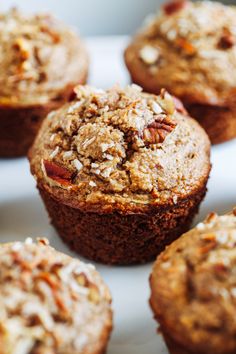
1 0 159 35
0 0 233 36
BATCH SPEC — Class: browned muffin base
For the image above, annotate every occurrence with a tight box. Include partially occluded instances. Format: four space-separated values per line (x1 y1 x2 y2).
38 184 207 265
0 79 87 158
186 103 236 145
162 331 194 354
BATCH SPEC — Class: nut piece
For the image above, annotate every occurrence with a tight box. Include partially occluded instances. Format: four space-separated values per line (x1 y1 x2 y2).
163 0 188 15
176 38 196 56
13 37 30 61
143 115 177 144
139 45 160 65
43 160 74 185
218 30 236 49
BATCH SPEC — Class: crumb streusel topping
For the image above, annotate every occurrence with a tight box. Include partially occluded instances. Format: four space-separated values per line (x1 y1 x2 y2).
152 209 236 352
0 8 87 106
128 0 236 105
0 239 112 354
30 84 210 210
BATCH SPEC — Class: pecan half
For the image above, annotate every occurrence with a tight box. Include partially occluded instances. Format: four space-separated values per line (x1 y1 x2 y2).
43 160 74 185
143 115 177 144
163 0 188 15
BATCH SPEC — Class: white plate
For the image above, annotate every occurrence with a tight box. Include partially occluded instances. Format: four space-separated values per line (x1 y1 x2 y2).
0 36 236 354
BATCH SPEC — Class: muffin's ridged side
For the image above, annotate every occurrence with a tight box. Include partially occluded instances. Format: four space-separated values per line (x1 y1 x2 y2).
0 80 87 157
38 182 207 265
186 103 236 145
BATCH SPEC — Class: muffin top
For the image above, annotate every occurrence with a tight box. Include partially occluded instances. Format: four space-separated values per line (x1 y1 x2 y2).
151 210 236 354
0 8 88 106
125 0 236 106
0 238 112 354
30 84 210 213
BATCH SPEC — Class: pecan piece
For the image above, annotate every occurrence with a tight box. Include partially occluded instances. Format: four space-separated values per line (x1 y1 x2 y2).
143 115 177 144
218 31 235 49
40 25 61 43
13 37 30 61
43 160 74 185
163 0 188 15
176 38 196 55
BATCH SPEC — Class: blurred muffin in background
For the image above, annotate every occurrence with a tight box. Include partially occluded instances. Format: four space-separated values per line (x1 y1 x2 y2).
125 0 236 144
0 8 88 157
0 238 112 354
29 84 210 265
150 209 236 354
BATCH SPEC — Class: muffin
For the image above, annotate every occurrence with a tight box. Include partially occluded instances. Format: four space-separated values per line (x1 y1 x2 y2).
0 8 88 157
150 209 236 354
125 0 236 144
29 84 210 265
0 238 112 354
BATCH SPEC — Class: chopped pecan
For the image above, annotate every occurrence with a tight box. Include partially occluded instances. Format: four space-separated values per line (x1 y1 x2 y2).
40 25 61 43
218 31 235 49
143 115 177 144
213 263 228 273
205 212 217 223
43 160 74 185
199 240 217 254
36 272 60 291
163 0 188 15
13 37 30 61
176 38 196 55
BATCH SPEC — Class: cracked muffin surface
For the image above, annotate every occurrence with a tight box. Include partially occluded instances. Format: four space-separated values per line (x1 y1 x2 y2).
0 8 88 106
150 210 236 354
29 84 210 212
0 238 112 354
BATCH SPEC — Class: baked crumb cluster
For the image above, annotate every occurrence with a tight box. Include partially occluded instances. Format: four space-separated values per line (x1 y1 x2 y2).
32 84 209 205
0 239 111 353
0 8 85 105
155 210 236 348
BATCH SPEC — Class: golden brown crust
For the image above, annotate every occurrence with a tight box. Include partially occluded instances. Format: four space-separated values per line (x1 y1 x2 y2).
124 0 236 144
0 8 88 106
29 84 210 264
29 84 211 212
150 211 236 354
0 239 112 354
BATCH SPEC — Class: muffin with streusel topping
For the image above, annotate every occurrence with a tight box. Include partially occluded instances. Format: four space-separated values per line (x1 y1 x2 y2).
0 8 88 157
150 209 236 354
29 84 210 265
0 238 112 354
125 0 236 144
